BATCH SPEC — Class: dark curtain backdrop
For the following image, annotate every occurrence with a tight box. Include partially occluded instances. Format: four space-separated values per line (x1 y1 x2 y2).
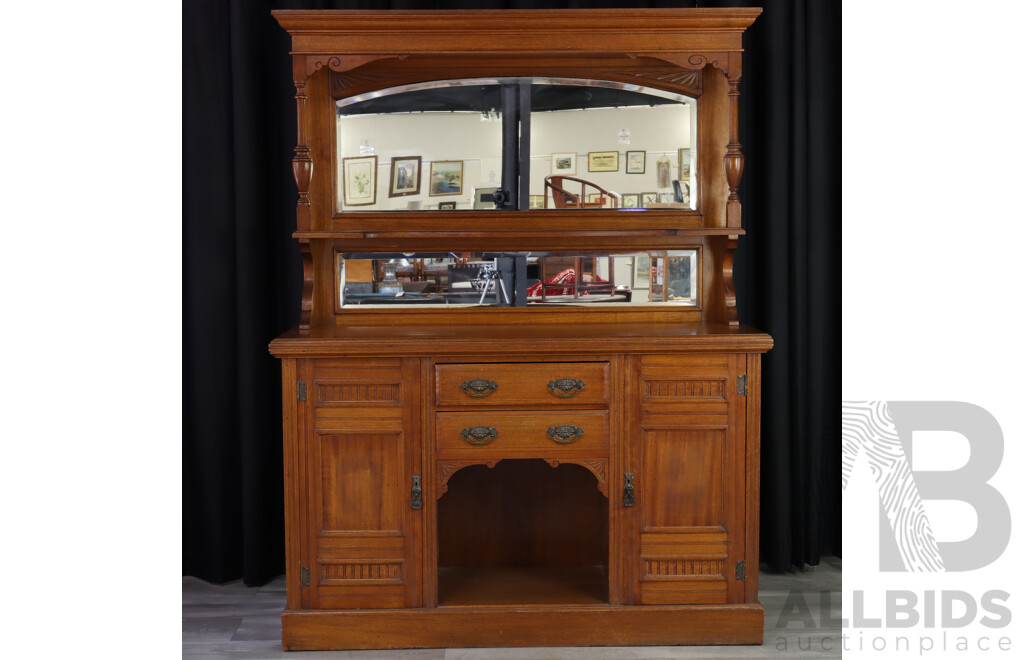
183 0 840 585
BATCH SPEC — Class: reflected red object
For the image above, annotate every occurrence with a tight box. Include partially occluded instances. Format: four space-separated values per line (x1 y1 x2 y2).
527 268 607 297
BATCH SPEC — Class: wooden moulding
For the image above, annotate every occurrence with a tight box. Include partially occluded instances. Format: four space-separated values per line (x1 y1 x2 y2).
274 8 762 64
282 604 764 650
269 324 774 358
327 54 706 101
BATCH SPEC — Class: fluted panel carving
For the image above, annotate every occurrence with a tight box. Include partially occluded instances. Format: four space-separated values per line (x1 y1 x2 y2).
319 560 403 584
644 379 725 399
317 382 401 405
644 559 724 578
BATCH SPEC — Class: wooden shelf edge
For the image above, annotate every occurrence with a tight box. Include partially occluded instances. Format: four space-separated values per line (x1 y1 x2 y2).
293 228 745 240
269 325 774 357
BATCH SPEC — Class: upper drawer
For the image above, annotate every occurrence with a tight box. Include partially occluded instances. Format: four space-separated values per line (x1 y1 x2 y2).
435 362 609 408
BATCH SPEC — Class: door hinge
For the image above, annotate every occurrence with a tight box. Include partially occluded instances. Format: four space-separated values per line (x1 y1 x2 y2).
735 560 746 581
297 381 307 402
736 374 747 396
299 565 310 587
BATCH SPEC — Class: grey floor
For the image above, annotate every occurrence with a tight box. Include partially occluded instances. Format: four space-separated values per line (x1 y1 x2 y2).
183 555 841 659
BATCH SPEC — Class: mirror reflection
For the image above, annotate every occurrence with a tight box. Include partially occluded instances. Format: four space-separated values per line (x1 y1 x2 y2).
335 78 696 212
336 251 697 308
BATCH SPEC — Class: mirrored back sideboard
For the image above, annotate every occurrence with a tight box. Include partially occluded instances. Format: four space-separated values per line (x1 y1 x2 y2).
268 8 772 650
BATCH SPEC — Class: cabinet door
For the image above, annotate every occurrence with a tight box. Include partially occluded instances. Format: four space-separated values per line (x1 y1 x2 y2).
301 358 422 609
632 354 747 605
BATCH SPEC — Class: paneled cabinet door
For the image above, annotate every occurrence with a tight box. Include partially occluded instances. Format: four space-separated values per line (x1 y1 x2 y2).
300 358 422 609
632 353 747 605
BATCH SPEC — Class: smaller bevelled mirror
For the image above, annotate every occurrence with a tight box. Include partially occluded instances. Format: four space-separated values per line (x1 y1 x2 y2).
336 251 697 308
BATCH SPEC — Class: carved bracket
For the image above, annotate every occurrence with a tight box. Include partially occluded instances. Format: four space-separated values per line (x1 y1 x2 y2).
437 458 608 498
544 458 608 497
306 54 403 78
722 234 739 326
437 460 500 498
628 52 728 76
299 241 314 332
613 63 702 95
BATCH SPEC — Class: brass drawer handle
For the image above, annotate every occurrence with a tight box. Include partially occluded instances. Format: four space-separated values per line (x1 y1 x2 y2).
548 377 585 398
546 424 584 444
462 426 499 445
461 378 498 398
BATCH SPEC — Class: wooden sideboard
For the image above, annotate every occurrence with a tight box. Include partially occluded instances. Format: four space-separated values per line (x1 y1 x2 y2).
269 8 770 650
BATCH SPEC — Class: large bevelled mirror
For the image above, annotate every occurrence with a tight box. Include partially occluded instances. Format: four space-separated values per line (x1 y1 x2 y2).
335 78 697 212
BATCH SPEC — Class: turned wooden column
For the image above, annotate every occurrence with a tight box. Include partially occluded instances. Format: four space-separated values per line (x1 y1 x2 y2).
291 57 313 330
724 52 744 230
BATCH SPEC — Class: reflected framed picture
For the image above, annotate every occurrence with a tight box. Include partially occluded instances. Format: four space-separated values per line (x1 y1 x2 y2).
659 192 675 203
438 201 457 210
678 148 692 178
640 192 658 208
529 195 545 209
588 151 619 172
429 160 463 196
551 152 577 175
634 255 651 289
388 156 421 198
474 186 498 209
656 155 672 188
626 150 646 174
622 193 640 209
342 155 377 206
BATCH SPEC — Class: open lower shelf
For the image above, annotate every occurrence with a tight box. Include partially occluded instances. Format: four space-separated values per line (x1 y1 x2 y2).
438 565 608 607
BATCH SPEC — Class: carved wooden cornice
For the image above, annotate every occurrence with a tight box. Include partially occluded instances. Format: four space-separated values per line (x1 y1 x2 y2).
277 8 760 82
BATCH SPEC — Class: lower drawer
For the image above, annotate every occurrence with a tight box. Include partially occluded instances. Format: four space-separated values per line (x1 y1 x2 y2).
436 411 608 457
